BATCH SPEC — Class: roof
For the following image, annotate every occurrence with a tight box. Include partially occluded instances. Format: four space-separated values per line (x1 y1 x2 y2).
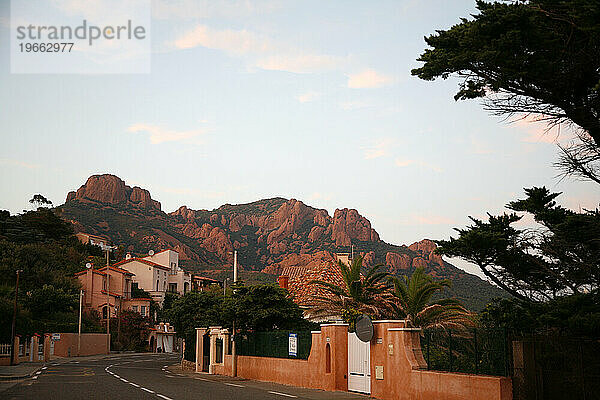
74 269 106 277
280 266 308 280
112 257 171 271
192 275 220 283
281 259 346 308
77 232 109 241
101 290 124 297
98 266 135 276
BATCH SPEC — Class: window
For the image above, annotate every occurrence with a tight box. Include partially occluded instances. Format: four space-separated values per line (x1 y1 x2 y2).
156 280 159 291
184 282 189 294
140 305 146 316
169 283 177 293
132 306 138 313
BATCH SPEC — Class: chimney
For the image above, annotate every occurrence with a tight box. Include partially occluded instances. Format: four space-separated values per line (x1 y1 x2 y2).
278 275 289 290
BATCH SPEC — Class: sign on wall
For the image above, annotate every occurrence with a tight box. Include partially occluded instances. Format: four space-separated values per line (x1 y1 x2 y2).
51 333 61 341
288 333 297 357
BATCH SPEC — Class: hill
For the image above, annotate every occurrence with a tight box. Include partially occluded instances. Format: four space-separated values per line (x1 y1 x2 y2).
59 174 507 310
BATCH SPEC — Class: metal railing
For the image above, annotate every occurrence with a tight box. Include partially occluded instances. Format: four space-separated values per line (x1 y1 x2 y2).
235 331 312 360
421 327 509 376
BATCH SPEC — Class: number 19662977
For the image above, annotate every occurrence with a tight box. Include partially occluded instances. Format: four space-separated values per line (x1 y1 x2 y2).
19 42 74 52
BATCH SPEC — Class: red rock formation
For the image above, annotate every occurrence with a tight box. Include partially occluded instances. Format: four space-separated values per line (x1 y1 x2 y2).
408 239 437 254
362 251 376 268
385 252 412 272
66 174 161 211
331 208 379 246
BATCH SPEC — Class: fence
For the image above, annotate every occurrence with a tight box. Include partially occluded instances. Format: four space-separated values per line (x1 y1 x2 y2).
235 331 312 360
512 336 600 400
0 344 11 355
421 328 509 376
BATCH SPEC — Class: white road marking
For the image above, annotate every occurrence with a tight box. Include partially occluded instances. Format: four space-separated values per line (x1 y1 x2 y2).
41 366 47 370
224 383 245 388
113 374 120 379
194 377 209 381
35 371 41 375
163 365 168 368
32 376 38 380
157 395 173 400
120 378 129 383
141 387 155 394
268 391 297 398
129 382 140 388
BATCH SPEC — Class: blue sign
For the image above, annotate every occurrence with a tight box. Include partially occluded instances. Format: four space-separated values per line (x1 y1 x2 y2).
288 333 298 357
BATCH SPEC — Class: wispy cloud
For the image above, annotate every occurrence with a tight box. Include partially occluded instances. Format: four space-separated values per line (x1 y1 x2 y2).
401 213 456 225
469 137 492 155
347 69 395 89
296 91 321 103
127 123 208 145
0 158 39 169
363 138 395 160
512 114 563 144
394 157 442 172
394 158 414 167
172 24 345 74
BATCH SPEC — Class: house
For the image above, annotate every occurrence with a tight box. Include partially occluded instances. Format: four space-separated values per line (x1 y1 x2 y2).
192 275 222 292
75 264 152 321
148 322 177 353
143 250 192 296
277 253 348 322
111 255 171 305
75 232 110 248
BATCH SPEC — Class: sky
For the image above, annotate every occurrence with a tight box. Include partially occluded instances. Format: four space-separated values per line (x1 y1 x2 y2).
1 0 599 278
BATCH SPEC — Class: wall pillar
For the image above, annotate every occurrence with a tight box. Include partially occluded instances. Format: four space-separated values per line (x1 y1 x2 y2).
195 328 207 373
319 322 349 391
208 326 222 374
12 335 20 365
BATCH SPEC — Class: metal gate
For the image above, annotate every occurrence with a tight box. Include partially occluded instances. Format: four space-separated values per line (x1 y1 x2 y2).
348 332 370 394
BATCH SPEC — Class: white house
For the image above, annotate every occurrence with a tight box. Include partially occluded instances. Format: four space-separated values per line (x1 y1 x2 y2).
143 250 192 296
113 255 171 305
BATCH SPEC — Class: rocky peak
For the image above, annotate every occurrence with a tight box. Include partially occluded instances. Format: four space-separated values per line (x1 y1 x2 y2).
65 174 161 211
331 208 380 246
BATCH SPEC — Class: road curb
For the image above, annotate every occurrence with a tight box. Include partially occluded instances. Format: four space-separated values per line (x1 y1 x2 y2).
0 365 43 381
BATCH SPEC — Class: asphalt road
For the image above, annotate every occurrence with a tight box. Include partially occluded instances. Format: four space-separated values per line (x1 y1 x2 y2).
1 353 367 400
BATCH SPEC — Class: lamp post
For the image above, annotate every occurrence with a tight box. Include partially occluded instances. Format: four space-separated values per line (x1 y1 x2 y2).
77 289 83 356
231 250 238 377
10 269 23 366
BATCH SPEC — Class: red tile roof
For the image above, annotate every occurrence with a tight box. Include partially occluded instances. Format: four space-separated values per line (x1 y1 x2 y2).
281 259 346 308
98 266 135 276
112 258 171 271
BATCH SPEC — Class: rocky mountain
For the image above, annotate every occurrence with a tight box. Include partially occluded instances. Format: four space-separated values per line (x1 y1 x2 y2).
59 174 506 310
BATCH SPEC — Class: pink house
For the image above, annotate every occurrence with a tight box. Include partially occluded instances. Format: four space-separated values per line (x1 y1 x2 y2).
75 264 152 320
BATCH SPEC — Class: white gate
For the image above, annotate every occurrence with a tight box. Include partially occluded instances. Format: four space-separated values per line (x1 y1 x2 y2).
348 332 370 394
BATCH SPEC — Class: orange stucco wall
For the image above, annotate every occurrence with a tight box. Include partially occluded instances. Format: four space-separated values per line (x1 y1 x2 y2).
210 323 349 392
51 333 110 357
369 321 512 400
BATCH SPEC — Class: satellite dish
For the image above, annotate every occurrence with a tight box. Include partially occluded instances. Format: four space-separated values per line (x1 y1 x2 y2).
148 250 154 256
355 314 374 343
85 263 92 269
125 253 132 260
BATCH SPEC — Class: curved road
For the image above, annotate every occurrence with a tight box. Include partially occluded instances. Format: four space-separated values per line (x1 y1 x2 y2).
1 353 366 400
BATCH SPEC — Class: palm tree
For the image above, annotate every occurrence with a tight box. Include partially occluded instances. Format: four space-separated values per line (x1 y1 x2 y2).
310 256 391 321
389 268 473 330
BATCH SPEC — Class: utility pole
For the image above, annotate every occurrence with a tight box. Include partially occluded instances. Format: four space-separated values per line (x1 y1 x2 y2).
231 250 238 377
106 247 110 353
10 270 23 366
78 289 83 356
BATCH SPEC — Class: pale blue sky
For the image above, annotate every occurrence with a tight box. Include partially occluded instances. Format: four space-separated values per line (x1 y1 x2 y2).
1 1 599 277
